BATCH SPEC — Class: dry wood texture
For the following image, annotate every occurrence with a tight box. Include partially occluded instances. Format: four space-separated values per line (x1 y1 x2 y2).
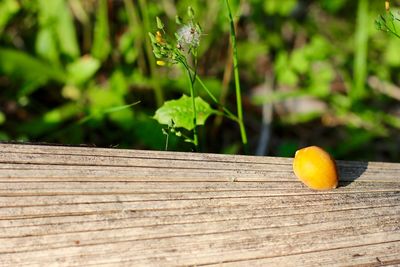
0 143 399 266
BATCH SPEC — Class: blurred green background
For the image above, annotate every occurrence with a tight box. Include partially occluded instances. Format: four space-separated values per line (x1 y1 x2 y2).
0 0 399 161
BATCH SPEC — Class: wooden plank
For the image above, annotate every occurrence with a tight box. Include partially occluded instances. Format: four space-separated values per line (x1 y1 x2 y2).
1 143 399 170
217 241 400 266
0 143 399 266
0 144 398 183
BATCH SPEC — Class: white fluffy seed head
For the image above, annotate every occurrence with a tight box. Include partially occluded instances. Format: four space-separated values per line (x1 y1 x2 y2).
177 22 201 48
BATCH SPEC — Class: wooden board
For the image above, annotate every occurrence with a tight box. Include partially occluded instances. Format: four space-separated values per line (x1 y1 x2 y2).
0 143 399 266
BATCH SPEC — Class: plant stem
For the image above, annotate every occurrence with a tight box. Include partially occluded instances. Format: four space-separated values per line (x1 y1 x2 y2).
186 67 199 150
352 0 369 101
193 73 238 122
184 64 238 122
225 0 248 153
178 55 200 150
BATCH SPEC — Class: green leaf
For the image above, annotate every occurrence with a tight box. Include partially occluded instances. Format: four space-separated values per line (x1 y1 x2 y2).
275 51 298 86
86 85 128 121
0 112 5 125
304 35 331 60
66 56 100 85
277 68 298 86
119 31 138 63
43 103 80 124
263 0 296 15
320 0 346 13
0 48 66 96
61 85 81 100
383 113 400 130
290 49 309 74
308 62 334 97
154 95 216 130
56 0 80 59
0 0 20 33
37 0 79 59
91 0 111 62
110 70 128 95
35 28 59 65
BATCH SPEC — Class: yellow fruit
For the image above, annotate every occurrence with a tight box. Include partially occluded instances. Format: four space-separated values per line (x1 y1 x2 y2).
293 146 338 190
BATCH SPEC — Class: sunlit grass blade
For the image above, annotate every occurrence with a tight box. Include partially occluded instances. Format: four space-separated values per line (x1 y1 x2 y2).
79 101 140 124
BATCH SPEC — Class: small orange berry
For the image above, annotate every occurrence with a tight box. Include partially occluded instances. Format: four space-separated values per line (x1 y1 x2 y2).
293 146 339 190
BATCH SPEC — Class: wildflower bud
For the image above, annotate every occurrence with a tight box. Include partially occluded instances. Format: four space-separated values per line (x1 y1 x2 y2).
188 6 195 19
175 15 183 25
152 48 162 59
156 60 166 66
156 31 166 45
148 32 156 43
385 0 390 12
156 17 164 30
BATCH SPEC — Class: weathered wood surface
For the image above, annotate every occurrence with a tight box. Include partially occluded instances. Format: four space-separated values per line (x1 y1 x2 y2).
0 143 399 266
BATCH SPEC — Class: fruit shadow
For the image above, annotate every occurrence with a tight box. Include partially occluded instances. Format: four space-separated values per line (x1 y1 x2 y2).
337 161 368 188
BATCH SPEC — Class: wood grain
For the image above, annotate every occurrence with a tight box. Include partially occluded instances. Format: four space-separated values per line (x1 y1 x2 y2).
0 143 399 266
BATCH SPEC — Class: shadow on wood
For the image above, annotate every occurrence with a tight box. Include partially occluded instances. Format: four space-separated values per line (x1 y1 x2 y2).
337 161 368 188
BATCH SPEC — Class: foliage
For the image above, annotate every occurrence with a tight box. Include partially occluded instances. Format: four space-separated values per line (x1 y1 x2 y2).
149 3 247 151
376 9 400 39
0 0 400 161
154 95 216 131
149 7 204 149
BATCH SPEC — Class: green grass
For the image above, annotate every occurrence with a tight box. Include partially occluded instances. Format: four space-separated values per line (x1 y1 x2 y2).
0 0 399 161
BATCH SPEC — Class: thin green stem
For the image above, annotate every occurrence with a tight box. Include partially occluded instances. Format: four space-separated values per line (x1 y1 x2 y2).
184 64 238 121
191 52 199 150
186 67 199 150
164 132 169 150
192 50 198 84
192 73 238 122
352 0 369 101
225 0 248 153
177 55 199 150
